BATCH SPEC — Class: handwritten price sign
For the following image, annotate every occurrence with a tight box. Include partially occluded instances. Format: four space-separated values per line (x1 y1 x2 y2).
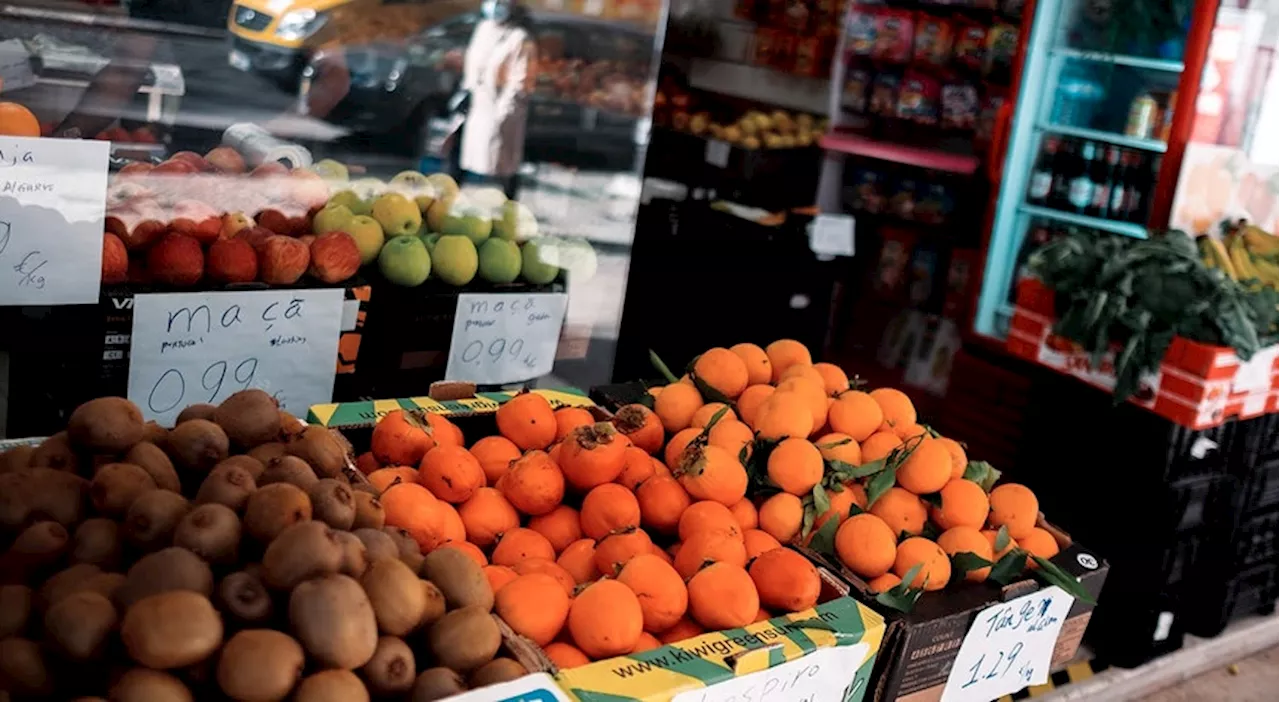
0 136 109 306
445 292 568 385
126 289 345 425
940 586 1074 702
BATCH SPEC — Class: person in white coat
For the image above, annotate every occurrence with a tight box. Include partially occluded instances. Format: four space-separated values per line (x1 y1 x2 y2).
459 0 536 198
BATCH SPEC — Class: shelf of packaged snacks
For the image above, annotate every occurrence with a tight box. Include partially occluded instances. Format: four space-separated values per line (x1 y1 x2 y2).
1052 48 1185 73
820 132 981 175
1019 204 1149 239
1036 122 1168 153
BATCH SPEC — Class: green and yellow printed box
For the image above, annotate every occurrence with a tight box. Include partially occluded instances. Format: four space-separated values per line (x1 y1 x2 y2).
307 387 599 428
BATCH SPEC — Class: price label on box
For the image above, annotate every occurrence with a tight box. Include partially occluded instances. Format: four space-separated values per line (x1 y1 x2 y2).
446 293 569 385
0 136 109 305
705 140 731 168
808 214 856 257
126 289 345 425
672 643 871 702
940 586 1074 702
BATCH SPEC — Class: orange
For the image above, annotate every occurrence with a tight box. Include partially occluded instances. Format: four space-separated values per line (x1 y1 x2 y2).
616 554 688 633
693 348 750 399
765 339 812 383
936 526 994 581
579 483 641 540
612 404 664 455
931 479 990 531
512 558 578 597
554 407 596 443
869 388 916 433
749 547 820 612
757 492 804 544
868 487 927 537
527 505 583 553
827 392 884 442
469 435 522 485
636 475 691 534
496 392 557 450
766 438 824 496
691 402 737 429
496 573 570 645
937 437 968 479
730 343 773 386
736 384 776 428
893 423 928 441
687 563 759 630
457 487 520 547
557 539 600 584
594 527 653 574
778 364 827 392
678 501 743 542
753 392 814 441
663 427 702 472
484 564 519 593
813 363 850 395
676 445 748 506
559 423 629 491
812 482 867 534
656 617 703 644
987 484 1039 539
544 642 590 669
616 446 657 491
895 436 951 496
894 537 950 591
568 580 644 659
491 527 556 567
815 432 861 466
708 420 754 459
497 451 565 517
834 513 896 578
673 530 747 579
728 498 758 531
1020 527 1059 568
419 444 485 503
743 529 782 560
775 377 828 431
982 529 1018 561
653 383 703 433
867 573 901 593
860 431 902 463
0 102 40 137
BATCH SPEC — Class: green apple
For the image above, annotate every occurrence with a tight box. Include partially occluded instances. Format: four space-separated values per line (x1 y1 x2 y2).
372 192 423 237
440 211 492 245
328 189 372 216
433 235 479 286
521 237 561 284
421 231 442 255
493 200 538 241
558 237 598 283
345 214 385 265
312 159 349 182
478 238 522 284
389 170 441 213
378 235 431 286
312 203 354 235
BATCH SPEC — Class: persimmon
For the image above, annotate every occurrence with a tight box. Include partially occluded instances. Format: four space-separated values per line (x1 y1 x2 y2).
648 542 675 565
815 432 862 466
497 573 571 646
568 580 644 659
677 501 742 542
484 564 519 593
868 573 901 593
663 428 702 471
491 527 556 567
496 392 557 450
612 404 664 455
527 505 582 553
676 444 747 506
827 392 884 443
594 527 653 575
616 554 688 633
435 502 467 545
767 438 824 496
743 529 782 559
616 446 657 491
673 530 747 579
730 343 772 386
869 487 927 537
579 483 641 540
426 413 464 447
559 423 628 491
936 526 994 582
632 632 662 653
381 482 449 551
656 617 703 644
708 420 754 459
554 407 595 443
636 475 691 534
765 339 811 383
835 513 896 579
753 608 772 623
469 436 522 485
870 388 916 434
757 492 803 544
860 431 902 463
753 392 814 440
355 451 379 475
988 483 1039 539
687 563 759 630
497 450 565 516
419 444 485 503
736 384 776 428
369 466 421 494
557 538 600 584
728 498 758 531
894 537 950 591
512 558 577 597
691 402 736 429
440 541 488 567
896 436 951 496
544 642 590 670
1020 527 1059 567
938 437 968 479
370 410 436 466
812 482 867 534
931 479 989 531
457 487 520 547
693 347 750 399
813 362 850 396
653 382 703 433
749 547 820 612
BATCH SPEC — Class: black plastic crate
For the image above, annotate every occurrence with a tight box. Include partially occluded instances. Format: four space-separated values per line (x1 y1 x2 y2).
1231 512 1279 569
1238 459 1280 515
1232 413 1279 471
1087 587 1186 668
1183 561 1279 638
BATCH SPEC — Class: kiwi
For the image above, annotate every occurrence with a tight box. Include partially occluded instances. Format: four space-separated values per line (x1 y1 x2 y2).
419 580 447 629
360 558 427 637
0 637 53 695
243 483 312 543
79 572 127 601
195 462 257 511
0 584 32 637
410 667 466 701
142 420 169 445
0 444 34 473
262 521 343 590
176 403 217 425
117 547 214 609
120 590 223 669
352 491 386 530
216 629 304 701
90 463 156 517
362 636 416 696
123 490 191 552
310 479 356 530
353 528 400 562
173 503 242 565
123 442 182 493
0 468 89 529
43 590 117 660
28 431 79 472
71 518 122 569
213 389 282 449
68 397 146 453
217 570 273 626
470 657 528 687
259 455 319 491
420 547 494 611
334 530 368 578
109 668 193 702
286 426 348 479
214 454 266 481
288 574 378 669
383 526 425 571
247 442 288 466
296 669 370 702
38 563 101 609
279 411 305 440
9 519 70 566
427 606 501 673
166 419 230 475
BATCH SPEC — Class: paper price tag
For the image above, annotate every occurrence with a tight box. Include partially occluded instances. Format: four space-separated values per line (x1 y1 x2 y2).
705 140 731 168
0 136 109 305
809 214 856 257
446 293 568 384
126 289 345 426
673 643 870 702
940 586 1074 702
450 673 571 701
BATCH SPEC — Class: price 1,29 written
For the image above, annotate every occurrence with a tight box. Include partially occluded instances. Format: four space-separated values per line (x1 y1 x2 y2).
146 357 285 414
457 337 538 370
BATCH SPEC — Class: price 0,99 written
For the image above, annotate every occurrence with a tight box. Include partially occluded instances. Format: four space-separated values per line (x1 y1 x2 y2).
146 357 285 414
458 337 538 370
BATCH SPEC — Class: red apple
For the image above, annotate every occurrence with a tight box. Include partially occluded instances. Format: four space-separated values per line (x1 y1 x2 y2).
117 162 154 177
250 161 290 179
102 233 128 284
205 146 247 174
238 225 275 251
170 151 214 172
152 159 197 175
169 200 222 245
220 212 254 239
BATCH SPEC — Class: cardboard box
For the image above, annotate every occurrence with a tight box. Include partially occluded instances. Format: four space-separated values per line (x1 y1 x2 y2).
802 520 1108 702
1007 279 1279 430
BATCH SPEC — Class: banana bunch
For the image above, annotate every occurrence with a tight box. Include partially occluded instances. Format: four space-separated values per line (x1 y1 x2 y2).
1226 224 1279 290
1198 234 1238 280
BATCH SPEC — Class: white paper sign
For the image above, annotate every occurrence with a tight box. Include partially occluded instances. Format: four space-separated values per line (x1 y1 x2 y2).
940 587 1074 702
450 672 571 701
673 643 871 702
705 139 731 168
0 136 109 305
126 289 345 425
809 214 856 257
446 293 568 385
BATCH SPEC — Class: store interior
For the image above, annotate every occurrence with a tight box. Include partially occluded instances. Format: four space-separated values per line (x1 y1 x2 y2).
0 0 1276 699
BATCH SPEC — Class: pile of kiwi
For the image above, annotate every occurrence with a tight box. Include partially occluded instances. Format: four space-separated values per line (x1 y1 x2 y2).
0 392 530 702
